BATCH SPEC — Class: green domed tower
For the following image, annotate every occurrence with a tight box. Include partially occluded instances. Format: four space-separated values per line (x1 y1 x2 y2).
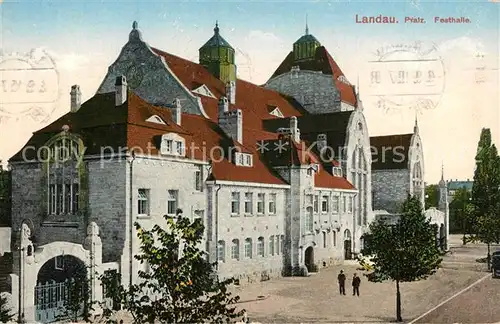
293 22 321 62
199 22 237 84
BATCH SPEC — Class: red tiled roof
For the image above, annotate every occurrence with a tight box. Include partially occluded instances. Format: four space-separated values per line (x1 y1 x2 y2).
11 45 356 190
269 46 357 107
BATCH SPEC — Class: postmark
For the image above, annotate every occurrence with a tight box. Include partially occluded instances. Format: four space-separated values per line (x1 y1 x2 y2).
0 48 59 125
364 41 446 114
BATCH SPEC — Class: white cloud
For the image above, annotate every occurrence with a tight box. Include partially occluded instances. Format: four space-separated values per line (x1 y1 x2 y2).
245 30 283 45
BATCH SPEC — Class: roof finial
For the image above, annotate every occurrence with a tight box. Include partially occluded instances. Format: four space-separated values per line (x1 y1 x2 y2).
214 20 219 34
441 162 444 181
356 74 360 95
305 14 309 35
132 21 138 30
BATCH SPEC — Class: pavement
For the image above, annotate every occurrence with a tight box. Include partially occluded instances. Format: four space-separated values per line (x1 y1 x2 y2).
230 235 499 323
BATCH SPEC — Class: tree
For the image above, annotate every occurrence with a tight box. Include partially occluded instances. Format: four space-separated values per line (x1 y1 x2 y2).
424 184 439 209
0 293 14 323
361 195 443 322
56 261 95 322
470 128 500 269
448 188 472 235
100 213 244 324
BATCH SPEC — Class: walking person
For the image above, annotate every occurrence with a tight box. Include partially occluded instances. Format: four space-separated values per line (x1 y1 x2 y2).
337 270 346 295
352 273 361 296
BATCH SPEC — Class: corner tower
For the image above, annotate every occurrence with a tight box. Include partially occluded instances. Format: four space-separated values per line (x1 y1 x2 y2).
199 22 237 85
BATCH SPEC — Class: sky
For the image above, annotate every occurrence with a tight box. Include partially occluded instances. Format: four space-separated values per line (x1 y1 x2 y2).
0 0 499 184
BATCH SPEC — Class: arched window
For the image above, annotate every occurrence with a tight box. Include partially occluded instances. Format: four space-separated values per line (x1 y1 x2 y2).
217 240 225 262
322 231 327 248
332 231 336 246
244 238 252 258
269 235 275 256
231 239 239 260
44 133 83 216
257 237 265 257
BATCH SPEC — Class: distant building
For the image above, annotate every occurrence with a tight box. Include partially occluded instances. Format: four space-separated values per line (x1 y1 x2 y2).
447 179 473 201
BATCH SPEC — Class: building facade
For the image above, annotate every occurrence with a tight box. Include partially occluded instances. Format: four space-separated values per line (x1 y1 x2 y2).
1 22 446 322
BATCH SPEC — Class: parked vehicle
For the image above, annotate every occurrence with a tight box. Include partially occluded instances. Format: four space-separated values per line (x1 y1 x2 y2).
492 253 500 278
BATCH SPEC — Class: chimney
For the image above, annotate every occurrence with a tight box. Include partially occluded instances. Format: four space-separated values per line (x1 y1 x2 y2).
290 116 300 143
70 85 82 112
226 81 236 105
219 109 243 144
218 96 229 114
317 134 327 151
172 98 181 125
115 75 127 106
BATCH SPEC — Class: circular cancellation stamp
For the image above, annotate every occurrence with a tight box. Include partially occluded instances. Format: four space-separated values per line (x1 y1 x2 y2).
0 48 59 125
365 42 446 114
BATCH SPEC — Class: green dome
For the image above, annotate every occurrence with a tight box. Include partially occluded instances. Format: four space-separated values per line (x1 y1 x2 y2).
294 33 320 45
292 24 321 61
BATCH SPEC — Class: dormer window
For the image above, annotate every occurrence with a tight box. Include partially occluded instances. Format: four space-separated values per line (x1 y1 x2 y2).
192 84 216 98
307 168 313 176
235 152 253 167
332 167 343 177
160 133 185 157
268 106 284 118
146 115 166 125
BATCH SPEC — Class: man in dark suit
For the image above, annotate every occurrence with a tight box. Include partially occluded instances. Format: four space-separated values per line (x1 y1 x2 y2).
352 273 361 296
337 270 346 295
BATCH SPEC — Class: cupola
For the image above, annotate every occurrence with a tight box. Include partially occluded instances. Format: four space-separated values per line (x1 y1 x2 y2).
199 22 237 85
293 19 321 62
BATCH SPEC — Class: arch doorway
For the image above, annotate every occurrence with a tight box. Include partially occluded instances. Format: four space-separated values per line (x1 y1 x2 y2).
35 255 87 323
439 224 445 250
304 246 315 272
344 230 352 260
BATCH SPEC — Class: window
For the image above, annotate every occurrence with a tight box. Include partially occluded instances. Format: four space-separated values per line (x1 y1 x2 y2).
306 207 314 233
323 231 327 248
333 167 343 177
343 195 347 213
238 154 244 165
72 184 79 213
275 236 280 255
348 196 353 213
245 154 252 166
244 238 252 258
332 196 339 213
49 184 56 214
56 184 63 214
167 190 178 215
166 140 173 153
244 193 253 214
269 235 275 255
333 231 337 246
217 240 225 262
257 237 265 257
231 239 239 260
138 189 149 215
313 195 319 213
268 193 276 214
176 141 184 155
231 192 240 214
195 170 202 191
257 193 265 215
321 195 329 213
280 235 284 254
307 168 313 176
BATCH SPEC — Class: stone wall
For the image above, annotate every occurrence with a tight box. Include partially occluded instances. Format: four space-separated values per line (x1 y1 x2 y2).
372 169 410 214
265 70 343 114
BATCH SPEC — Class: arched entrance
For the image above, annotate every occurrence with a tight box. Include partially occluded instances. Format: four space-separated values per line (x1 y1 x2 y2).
439 224 445 250
344 230 352 260
35 255 87 323
304 246 314 272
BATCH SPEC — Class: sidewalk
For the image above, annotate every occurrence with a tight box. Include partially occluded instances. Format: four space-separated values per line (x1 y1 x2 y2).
230 264 485 323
